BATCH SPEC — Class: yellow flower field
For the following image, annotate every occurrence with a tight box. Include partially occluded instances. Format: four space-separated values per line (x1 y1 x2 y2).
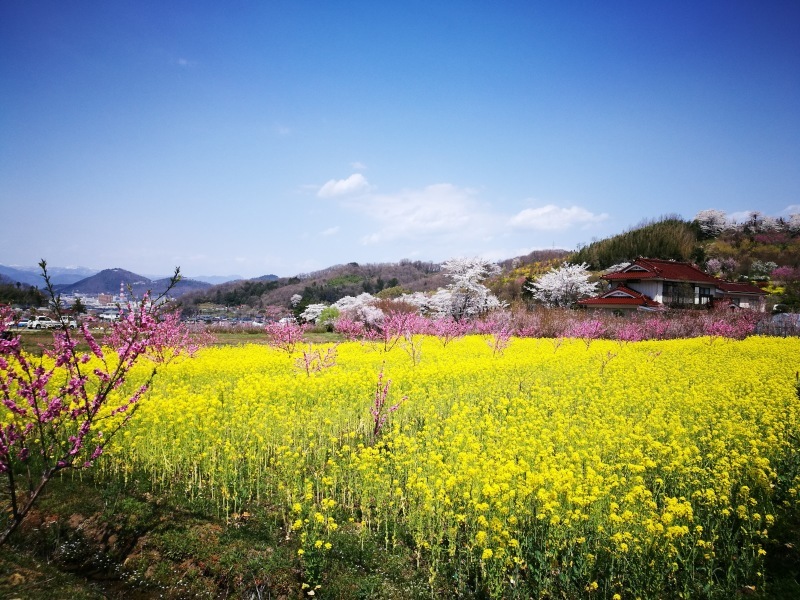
101 335 800 598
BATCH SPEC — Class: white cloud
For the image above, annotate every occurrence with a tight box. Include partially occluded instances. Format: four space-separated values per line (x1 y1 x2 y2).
728 210 754 223
317 173 371 198
351 184 497 244
781 204 800 216
321 226 340 236
351 161 367 171
311 175 609 253
508 204 608 231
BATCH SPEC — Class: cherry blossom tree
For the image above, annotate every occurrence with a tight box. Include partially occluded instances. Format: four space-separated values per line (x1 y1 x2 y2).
705 258 723 276
787 213 800 235
694 209 730 237
603 262 630 275
299 303 328 323
333 293 384 328
526 262 598 307
434 257 504 320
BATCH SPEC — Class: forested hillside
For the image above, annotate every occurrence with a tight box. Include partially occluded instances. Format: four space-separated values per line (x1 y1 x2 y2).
0 278 45 307
570 216 698 269
179 260 447 315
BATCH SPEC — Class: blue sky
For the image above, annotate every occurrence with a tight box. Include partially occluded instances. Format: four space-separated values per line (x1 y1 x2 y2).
1 1 798 279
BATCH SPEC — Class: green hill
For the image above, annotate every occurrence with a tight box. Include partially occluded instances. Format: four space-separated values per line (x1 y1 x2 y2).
570 215 698 270
179 260 447 314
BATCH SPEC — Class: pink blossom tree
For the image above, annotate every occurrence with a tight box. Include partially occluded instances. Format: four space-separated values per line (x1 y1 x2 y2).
771 266 799 282
429 317 470 346
375 311 429 352
264 320 309 353
481 318 514 356
1 261 201 544
333 316 367 341
614 321 646 343
565 319 606 348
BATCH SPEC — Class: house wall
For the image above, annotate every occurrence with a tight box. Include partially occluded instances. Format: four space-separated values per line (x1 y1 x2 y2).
626 281 661 301
623 280 720 306
722 295 766 312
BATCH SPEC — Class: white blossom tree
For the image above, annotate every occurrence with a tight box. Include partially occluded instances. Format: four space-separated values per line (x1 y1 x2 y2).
751 260 778 276
333 293 375 312
426 288 455 319
333 293 385 327
438 257 504 320
705 258 723 276
787 213 800 234
299 303 327 323
603 262 630 275
397 292 430 312
526 262 598 307
694 209 730 237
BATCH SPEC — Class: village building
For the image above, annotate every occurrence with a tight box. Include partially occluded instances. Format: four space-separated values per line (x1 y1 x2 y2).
577 257 767 313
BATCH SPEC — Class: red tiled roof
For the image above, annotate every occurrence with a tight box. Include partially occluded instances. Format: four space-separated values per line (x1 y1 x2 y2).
578 285 661 308
716 281 768 295
604 258 719 284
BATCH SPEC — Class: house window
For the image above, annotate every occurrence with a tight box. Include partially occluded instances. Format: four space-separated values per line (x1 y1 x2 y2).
698 287 713 305
663 282 694 306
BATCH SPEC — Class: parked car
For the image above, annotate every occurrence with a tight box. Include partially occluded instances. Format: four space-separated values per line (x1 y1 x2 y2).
27 316 60 329
60 316 78 329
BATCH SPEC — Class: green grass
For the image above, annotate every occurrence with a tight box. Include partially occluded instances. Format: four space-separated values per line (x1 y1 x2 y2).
12 325 344 355
0 552 112 600
1 472 432 599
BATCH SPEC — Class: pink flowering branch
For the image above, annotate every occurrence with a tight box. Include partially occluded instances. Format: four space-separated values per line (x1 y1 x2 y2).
264 320 309 354
0 261 202 545
643 317 670 340
400 331 424 366
615 322 646 343
476 317 513 356
370 366 407 441
429 317 470 347
333 316 366 341
565 319 606 348
294 344 338 376
376 311 429 352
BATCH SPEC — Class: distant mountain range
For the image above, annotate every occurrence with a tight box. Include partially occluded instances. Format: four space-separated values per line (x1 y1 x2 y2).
50 268 212 298
0 264 260 290
0 264 97 287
